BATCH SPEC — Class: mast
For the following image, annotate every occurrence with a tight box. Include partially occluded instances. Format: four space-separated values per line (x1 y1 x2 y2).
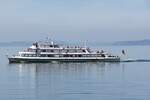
35 42 39 56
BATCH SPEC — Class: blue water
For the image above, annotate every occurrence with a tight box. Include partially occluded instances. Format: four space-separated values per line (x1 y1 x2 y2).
0 46 150 100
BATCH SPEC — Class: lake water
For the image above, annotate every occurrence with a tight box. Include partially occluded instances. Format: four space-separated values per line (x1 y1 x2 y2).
0 45 150 100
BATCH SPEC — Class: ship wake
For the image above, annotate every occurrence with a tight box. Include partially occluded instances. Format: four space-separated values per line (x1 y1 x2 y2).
121 59 150 62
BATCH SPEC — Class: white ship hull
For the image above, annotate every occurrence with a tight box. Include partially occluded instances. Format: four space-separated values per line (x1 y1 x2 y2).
8 56 120 63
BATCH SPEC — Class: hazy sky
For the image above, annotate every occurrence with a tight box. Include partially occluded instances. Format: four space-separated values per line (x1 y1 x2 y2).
0 0 150 42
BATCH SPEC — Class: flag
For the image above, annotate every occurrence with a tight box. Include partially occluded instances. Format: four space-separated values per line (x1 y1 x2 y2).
122 50 126 55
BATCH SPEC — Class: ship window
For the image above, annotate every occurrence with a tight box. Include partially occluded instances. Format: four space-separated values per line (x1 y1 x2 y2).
51 50 54 52
48 55 54 57
78 55 82 57
46 49 50 52
27 54 29 57
82 50 86 52
82 55 86 57
54 45 59 48
66 50 69 53
101 54 105 57
40 55 46 57
42 49 46 52
24 54 28 57
64 54 69 57
75 55 78 57
33 55 36 57
28 54 34 57
70 55 73 57
50 45 53 47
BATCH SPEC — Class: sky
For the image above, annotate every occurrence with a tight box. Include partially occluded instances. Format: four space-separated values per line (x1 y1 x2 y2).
0 0 150 42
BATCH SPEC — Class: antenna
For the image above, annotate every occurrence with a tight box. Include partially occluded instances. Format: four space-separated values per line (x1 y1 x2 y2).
45 33 52 43
84 41 87 48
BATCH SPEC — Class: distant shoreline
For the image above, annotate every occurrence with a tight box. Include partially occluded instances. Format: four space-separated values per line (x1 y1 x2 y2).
112 39 150 46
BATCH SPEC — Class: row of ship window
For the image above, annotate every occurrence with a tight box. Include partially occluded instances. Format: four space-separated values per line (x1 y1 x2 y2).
28 49 87 53
22 54 105 57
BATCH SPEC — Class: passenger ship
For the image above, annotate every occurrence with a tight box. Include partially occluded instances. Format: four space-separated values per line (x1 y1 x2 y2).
8 40 120 63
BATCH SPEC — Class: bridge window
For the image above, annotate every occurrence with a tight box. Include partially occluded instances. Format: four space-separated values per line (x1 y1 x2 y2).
82 50 86 52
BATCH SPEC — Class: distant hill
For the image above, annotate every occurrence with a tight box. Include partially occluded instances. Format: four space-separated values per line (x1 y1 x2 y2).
113 39 150 46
